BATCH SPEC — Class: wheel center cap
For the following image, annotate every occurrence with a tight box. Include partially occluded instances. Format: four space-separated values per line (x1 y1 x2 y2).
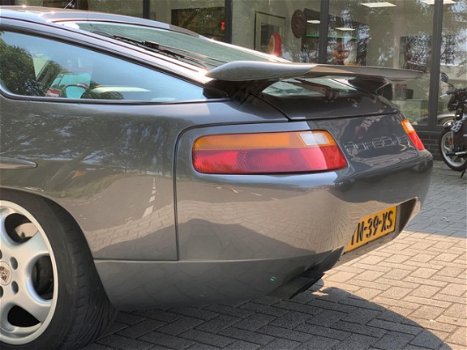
0 261 12 286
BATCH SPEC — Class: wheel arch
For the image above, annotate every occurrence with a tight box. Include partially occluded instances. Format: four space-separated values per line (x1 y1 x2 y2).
0 187 94 257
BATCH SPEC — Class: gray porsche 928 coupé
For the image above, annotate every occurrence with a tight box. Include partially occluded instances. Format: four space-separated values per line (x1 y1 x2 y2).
0 6 432 349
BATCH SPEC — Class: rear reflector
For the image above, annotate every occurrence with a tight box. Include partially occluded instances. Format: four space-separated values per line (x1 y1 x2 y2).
401 119 425 151
192 131 347 174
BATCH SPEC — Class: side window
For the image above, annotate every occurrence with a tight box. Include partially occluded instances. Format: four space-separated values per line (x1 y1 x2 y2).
0 31 207 102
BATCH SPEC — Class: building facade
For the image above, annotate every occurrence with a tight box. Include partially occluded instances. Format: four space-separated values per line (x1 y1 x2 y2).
2 0 466 156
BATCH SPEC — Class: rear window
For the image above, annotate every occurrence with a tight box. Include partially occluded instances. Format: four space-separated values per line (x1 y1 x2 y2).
62 21 285 68
263 77 360 98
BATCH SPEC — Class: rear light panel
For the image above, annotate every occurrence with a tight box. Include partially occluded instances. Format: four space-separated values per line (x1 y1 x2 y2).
401 119 425 151
192 131 347 174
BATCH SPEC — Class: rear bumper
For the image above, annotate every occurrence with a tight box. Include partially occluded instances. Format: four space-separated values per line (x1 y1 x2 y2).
96 161 430 309
96 196 418 309
97 117 433 308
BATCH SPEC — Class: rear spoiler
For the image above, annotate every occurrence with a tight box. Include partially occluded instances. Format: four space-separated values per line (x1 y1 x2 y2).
206 61 422 95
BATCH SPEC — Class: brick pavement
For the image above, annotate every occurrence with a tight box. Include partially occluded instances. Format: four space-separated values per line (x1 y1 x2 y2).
86 162 466 350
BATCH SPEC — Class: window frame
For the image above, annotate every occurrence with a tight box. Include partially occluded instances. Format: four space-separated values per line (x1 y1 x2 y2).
0 19 228 105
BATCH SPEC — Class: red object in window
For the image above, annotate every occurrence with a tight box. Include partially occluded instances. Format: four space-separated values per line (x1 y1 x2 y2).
220 20 225 32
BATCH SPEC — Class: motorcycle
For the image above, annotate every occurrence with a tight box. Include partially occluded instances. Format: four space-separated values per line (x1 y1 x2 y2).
438 73 467 177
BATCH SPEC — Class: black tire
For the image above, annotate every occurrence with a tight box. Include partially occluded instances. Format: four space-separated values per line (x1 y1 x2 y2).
439 128 467 171
0 190 116 350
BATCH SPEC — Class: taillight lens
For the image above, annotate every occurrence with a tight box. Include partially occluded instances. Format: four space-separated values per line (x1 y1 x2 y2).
401 119 425 151
192 131 347 174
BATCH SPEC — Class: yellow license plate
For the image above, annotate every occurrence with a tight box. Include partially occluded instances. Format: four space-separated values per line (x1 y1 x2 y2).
344 206 397 253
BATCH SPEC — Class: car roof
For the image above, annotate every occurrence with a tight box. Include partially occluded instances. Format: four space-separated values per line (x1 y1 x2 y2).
0 6 199 37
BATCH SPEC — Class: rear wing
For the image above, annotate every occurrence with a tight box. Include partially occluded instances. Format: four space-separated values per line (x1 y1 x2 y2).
206 61 422 95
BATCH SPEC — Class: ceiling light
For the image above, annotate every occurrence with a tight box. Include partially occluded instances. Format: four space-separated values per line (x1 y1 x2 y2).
307 20 320 24
361 2 397 8
421 0 456 4
336 27 355 31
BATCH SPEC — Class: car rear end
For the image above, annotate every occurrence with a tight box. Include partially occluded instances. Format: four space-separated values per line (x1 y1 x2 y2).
171 70 432 302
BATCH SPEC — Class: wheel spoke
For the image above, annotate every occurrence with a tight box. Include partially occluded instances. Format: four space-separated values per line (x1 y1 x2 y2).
0 300 15 332
11 232 49 271
16 282 52 323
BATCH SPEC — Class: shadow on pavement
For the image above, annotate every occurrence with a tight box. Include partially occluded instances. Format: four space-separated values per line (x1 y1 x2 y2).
92 279 448 350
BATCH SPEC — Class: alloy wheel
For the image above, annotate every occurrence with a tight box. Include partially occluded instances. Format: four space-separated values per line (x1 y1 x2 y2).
440 130 466 168
0 201 58 345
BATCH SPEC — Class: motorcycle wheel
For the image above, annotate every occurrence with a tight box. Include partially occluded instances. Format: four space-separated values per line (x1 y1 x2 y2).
439 129 467 171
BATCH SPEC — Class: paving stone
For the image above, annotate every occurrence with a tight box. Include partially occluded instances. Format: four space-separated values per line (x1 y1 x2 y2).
116 312 147 326
380 286 413 300
410 306 446 320
294 323 351 341
332 334 379 350
170 307 219 321
295 335 340 350
232 313 275 331
180 329 234 347
117 319 166 338
195 315 240 334
411 285 441 298
134 310 180 323
307 299 357 314
261 338 300 350
410 268 438 279
331 321 387 338
306 309 347 327
341 308 381 325
384 269 412 280
339 296 385 311
325 271 356 283
409 330 445 349
258 325 314 342
239 302 288 317
439 283 466 297
204 304 253 319
443 303 467 319
140 332 195 349
157 317 204 336
372 331 415 350
367 319 421 335
218 327 275 345
376 310 418 326
447 327 467 346
269 311 312 329
186 343 218 350
275 301 322 315
223 340 260 349
98 335 153 350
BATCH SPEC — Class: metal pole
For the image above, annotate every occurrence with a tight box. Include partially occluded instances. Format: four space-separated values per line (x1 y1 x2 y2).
224 0 233 44
318 0 330 63
427 0 444 129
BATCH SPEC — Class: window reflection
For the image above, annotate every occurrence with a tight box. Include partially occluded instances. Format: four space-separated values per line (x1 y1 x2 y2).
328 1 435 125
0 31 207 102
438 0 467 126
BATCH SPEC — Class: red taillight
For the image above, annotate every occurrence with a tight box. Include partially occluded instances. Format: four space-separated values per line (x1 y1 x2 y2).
192 131 347 174
401 119 425 151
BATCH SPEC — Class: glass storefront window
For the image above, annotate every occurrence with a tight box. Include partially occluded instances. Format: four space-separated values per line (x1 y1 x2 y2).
327 1 435 125
87 0 143 17
231 0 321 62
438 0 467 126
149 0 225 41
